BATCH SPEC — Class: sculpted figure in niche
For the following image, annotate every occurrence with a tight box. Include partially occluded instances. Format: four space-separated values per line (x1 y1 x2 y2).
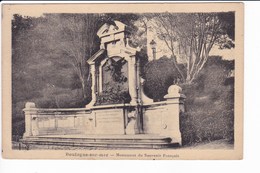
96 56 131 105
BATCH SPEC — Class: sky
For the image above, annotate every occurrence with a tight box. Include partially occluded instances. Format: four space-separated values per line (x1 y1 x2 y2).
17 12 235 61
210 46 235 60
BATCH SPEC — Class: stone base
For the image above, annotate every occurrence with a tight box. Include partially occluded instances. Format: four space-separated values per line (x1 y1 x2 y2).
20 134 181 149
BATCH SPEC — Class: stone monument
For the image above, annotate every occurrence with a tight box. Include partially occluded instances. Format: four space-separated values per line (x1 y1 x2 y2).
21 21 186 149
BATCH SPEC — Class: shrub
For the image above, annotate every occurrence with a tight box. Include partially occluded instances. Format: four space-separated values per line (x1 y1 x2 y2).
180 56 234 145
96 86 131 105
143 56 181 101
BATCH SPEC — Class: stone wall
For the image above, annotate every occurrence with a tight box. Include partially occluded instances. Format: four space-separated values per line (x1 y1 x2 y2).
23 103 131 137
23 85 185 145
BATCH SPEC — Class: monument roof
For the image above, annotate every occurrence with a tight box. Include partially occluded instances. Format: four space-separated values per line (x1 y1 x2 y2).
87 49 106 64
97 21 128 38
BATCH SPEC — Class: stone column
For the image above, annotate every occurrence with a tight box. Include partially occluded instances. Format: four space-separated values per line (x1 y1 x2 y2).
140 77 153 104
127 55 138 105
86 63 96 108
23 102 38 137
162 85 186 146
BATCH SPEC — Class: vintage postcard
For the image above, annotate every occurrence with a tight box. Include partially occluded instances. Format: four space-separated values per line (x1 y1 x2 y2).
2 3 243 160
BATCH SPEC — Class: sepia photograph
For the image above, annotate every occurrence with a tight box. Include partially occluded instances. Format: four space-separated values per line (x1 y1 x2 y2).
2 3 243 159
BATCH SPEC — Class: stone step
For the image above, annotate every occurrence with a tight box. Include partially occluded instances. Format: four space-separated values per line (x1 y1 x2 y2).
20 135 179 149
24 135 172 143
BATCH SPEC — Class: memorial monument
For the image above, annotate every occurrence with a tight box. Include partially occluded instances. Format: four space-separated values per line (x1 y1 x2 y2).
21 21 186 149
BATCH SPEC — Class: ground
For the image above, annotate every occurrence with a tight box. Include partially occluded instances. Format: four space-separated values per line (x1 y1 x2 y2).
180 139 234 150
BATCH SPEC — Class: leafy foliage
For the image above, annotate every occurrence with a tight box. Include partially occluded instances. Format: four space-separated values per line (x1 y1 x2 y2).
12 13 235 147
96 87 131 105
11 13 139 137
143 56 183 101
143 55 234 145
149 12 235 83
180 56 234 145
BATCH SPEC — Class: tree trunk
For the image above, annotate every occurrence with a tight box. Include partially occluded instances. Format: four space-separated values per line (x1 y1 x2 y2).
170 54 185 83
80 77 87 99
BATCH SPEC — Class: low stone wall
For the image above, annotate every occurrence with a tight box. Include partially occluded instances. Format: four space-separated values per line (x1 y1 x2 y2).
23 85 185 146
142 85 185 145
23 103 134 137
23 104 93 137
143 100 185 145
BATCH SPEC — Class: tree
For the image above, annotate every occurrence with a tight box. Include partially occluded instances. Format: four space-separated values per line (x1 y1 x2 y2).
37 14 101 100
143 56 181 101
11 13 142 137
151 12 235 84
36 13 141 101
12 13 142 109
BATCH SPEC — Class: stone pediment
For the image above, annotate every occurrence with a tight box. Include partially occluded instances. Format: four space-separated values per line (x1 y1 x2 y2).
87 49 106 64
87 47 137 66
97 21 127 38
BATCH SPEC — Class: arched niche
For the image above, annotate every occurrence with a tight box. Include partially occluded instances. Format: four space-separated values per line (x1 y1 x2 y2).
96 56 130 105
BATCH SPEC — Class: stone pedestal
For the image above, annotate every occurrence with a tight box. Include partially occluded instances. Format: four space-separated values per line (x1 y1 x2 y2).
23 102 38 137
163 85 186 145
125 109 139 135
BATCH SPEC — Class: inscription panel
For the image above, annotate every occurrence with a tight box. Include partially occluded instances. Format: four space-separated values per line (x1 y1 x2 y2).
143 106 166 134
95 109 125 134
57 117 74 128
38 118 55 129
